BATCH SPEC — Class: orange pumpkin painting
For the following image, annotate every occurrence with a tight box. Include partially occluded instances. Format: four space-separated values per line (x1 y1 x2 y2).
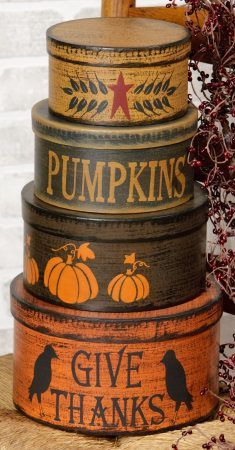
24 234 39 285
108 253 150 303
44 242 98 304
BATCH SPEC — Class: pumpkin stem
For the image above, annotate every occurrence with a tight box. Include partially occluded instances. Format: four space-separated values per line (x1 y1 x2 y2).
66 254 74 264
52 243 77 263
126 267 135 275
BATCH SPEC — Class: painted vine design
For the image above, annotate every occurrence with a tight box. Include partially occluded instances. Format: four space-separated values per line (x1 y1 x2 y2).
133 75 178 117
62 73 108 118
62 72 178 119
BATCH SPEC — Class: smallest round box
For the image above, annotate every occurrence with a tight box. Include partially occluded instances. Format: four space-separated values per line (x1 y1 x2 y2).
47 18 191 126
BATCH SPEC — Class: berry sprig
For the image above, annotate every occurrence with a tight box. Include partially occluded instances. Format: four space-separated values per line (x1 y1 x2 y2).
167 0 234 302
172 429 234 450
171 334 235 449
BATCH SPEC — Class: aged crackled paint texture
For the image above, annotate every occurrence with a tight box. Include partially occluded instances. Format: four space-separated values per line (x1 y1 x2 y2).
47 18 190 125
33 100 197 214
11 16 222 436
12 275 222 435
22 182 207 312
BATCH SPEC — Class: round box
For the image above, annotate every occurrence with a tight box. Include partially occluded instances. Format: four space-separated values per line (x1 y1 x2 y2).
22 181 207 312
33 100 197 214
47 18 191 126
11 274 222 435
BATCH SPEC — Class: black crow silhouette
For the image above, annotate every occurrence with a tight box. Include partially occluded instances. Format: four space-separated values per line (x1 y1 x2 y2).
161 350 193 423
29 344 58 414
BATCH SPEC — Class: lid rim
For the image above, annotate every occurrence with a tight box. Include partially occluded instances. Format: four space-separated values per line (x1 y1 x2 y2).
47 17 191 52
11 274 221 323
47 35 191 54
32 100 198 150
22 181 207 226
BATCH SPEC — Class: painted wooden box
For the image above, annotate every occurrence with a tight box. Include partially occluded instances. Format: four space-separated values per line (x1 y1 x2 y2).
11 274 222 435
23 181 207 312
33 99 197 214
47 18 191 126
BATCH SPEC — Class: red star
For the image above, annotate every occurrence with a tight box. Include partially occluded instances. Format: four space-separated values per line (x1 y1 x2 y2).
108 72 133 120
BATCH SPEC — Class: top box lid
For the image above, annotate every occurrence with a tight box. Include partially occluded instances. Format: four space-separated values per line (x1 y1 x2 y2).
47 18 190 55
47 18 191 126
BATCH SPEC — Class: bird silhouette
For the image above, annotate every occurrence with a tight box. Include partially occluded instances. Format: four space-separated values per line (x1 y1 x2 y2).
29 344 58 415
161 350 193 423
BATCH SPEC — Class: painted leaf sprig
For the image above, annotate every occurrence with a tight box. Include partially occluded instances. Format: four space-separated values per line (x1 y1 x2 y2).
124 253 136 265
133 76 177 117
88 76 98 95
91 100 108 118
95 73 108 95
62 73 109 118
76 243 95 262
80 79 88 93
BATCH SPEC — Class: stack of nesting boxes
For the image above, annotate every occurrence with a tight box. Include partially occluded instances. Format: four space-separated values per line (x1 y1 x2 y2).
11 18 221 435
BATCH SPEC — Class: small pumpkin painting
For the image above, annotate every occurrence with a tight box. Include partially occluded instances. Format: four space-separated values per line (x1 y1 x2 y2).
44 242 98 304
24 234 39 285
108 253 150 303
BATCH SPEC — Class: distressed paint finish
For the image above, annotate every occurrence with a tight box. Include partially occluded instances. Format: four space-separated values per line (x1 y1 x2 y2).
35 137 194 214
33 100 197 214
11 275 222 435
22 182 207 312
10 11 214 439
47 18 191 125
